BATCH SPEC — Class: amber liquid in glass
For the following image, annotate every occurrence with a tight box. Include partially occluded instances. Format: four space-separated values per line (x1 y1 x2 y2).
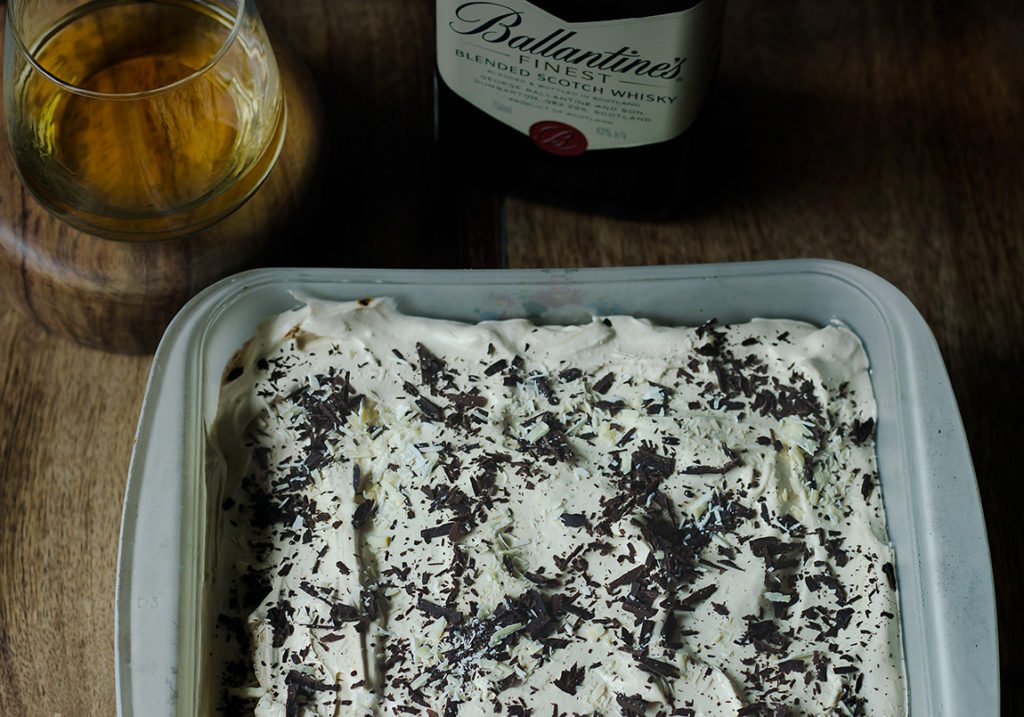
8 0 282 237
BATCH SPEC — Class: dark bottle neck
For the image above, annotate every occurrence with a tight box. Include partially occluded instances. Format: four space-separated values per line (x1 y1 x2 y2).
524 0 705 22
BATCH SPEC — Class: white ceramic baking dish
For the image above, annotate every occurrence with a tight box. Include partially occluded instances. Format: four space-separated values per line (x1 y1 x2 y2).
115 260 998 716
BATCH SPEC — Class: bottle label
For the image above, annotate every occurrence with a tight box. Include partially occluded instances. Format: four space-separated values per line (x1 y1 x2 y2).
436 0 725 152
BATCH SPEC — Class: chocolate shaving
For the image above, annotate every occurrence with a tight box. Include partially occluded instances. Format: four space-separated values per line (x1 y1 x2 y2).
622 599 657 620
615 693 651 717
559 368 583 382
662 608 679 647
285 683 299 717
416 342 446 390
420 523 453 541
595 399 626 415
420 520 470 542
266 601 295 648
522 413 574 463
447 392 488 408
352 499 375 530
681 455 743 475
882 562 897 590
741 617 791 656
416 396 445 422
484 359 508 376
285 669 339 692
553 664 586 695
524 571 560 588
637 656 680 678
631 447 676 481
608 564 647 591
417 599 463 625
850 418 875 446
282 671 342 717
861 474 874 500
559 513 587 528
592 372 615 394
534 376 558 405
679 584 718 611
617 428 637 447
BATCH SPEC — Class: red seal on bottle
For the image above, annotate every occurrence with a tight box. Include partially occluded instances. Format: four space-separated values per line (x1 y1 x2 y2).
529 121 588 157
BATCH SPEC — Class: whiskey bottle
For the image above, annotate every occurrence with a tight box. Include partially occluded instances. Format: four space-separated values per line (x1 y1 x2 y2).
434 0 725 217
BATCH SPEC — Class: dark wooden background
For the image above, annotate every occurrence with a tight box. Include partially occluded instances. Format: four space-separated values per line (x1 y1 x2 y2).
0 0 1020 714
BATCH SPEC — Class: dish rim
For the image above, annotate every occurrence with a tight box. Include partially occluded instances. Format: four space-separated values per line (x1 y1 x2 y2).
115 259 999 716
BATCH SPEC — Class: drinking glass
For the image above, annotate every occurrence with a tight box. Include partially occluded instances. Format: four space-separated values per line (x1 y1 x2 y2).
3 0 285 240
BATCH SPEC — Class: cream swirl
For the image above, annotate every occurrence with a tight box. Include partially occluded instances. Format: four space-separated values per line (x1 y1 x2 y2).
208 298 907 717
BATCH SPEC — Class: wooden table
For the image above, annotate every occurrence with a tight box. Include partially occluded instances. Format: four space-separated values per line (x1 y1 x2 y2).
1 0 1020 714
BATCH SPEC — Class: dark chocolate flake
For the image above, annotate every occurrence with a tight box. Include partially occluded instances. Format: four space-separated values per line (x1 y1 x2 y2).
522 413 575 463
595 399 627 416
266 601 295 648
850 418 875 446
416 342 447 389
592 372 615 395
446 392 488 408
416 396 445 422
882 562 897 591
352 500 375 530
631 447 676 481
417 599 463 625
420 520 470 542
861 474 874 500
285 669 339 693
484 359 508 376
559 513 587 528
741 617 791 655
680 584 718 611
534 376 558 405
553 663 586 695
681 454 743 475
616 693 651 717
779 658 808 674
637 656 680 679
608 564 647 591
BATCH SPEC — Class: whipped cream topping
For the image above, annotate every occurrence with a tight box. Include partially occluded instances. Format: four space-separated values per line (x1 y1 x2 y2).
208 298 907 717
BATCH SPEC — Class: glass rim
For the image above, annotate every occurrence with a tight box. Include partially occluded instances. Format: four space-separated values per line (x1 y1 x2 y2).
6 0 248 100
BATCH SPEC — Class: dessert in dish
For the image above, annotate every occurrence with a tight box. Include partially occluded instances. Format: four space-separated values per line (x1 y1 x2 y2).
208 297 907 716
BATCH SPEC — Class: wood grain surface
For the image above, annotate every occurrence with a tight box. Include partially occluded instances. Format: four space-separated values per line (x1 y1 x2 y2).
1 0 1021 715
